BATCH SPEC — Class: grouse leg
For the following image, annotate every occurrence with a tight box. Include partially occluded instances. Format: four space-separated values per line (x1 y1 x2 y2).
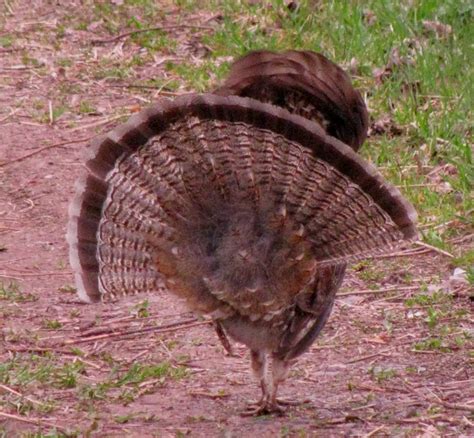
213 320 237 357
266 355 311 413
241 350 272 416
242 352 304 415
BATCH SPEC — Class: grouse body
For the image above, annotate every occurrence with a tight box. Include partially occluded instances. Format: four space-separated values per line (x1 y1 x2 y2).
68 51 417 414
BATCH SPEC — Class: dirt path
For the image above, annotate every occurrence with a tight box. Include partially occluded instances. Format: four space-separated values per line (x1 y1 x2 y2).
1 2 472 437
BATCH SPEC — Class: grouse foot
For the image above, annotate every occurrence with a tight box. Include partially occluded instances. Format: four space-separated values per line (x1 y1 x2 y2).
241 398 311 416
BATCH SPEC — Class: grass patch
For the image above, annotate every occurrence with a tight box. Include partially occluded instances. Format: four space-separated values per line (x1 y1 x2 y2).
404 290 452 307
114 362 188 386
1 352 189 416
0 355 85 389
369 366 398 383
165 60 228 92
0 35 13 48
0 283 37 303
77 361 188 407
42 320 63 330
58 284 77 294
413 337 450 352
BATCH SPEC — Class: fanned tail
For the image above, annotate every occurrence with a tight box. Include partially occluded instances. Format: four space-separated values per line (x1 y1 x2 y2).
67 94 417 310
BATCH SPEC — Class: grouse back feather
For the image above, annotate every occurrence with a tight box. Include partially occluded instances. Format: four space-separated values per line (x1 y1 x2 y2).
215 50 369 151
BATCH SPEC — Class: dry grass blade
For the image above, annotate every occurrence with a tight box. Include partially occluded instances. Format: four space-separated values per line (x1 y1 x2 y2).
337 286 419 296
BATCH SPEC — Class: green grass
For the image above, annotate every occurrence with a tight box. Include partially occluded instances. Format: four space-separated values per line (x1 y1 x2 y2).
78 360 188 408
404 290 452 307
0 283 37 303
413 337 451 352
369 366 398 383
1 352 189 416
131 299 150 318
0 355 84 389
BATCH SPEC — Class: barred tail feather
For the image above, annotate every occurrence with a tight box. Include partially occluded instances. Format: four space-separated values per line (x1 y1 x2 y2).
68 94 417 305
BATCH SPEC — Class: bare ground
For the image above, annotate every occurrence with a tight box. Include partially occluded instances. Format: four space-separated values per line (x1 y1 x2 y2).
0 2 472 437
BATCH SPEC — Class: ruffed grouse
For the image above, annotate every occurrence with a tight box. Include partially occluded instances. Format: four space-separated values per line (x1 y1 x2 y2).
68 50 417 415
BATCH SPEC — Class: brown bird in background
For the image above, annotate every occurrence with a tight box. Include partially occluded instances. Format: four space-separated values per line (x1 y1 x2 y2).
67 50 417 415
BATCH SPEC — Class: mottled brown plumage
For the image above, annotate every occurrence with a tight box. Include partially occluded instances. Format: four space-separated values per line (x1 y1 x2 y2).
68 52 417 415
215 50 369 151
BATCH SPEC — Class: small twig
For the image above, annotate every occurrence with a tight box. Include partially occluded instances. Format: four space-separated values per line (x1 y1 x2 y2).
414 241 454 258
0 384 46 407
0 65 39 71
395 183 441 188
67 114 125 133
350 403 377 412
2 0 13 15
373 240 455 259
17 120 44 127
92 24 214 44
398 414 443 424
0 137 90 168
0 273 23 281
371 293 408 304
109 84 182 96
347 349 393 364
439 379 474 389
0 108 20 123
350 382 410 394
363 425 385 438
188 390 230 399
403 381 474 413
48 100 53 125
371 248 426 259
74 357 102 370
419 219 455 231
338 286 418 297
63 318 210 345
448 233 473 244
437 401 474 413
348 383 385 393
6 346 77 355
378 165 434 170
128 349 149 363
138 378 165 389
462 416 474 427
323 415 367 425
0 411 67 433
